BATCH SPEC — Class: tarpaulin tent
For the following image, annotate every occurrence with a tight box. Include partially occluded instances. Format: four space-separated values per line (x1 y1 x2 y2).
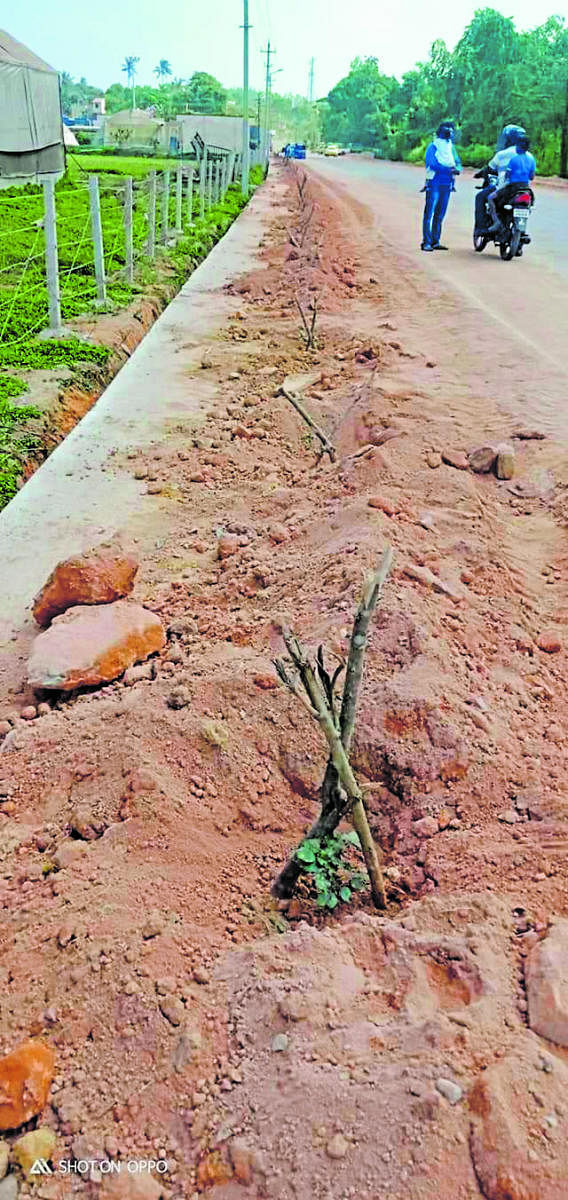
0 29 65 183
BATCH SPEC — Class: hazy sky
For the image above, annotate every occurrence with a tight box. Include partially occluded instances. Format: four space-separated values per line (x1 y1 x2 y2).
8 0 568 97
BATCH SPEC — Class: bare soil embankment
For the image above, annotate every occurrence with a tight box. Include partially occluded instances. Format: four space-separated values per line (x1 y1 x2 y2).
1 161 567 1199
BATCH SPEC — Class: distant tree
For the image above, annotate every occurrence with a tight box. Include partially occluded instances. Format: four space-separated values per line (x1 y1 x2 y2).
154 60 172 84
185 71 227 113
59 71 103 117
121 56 140 109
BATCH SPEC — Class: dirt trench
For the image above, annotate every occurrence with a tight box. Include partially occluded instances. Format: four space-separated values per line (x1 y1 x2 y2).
0 161 567 1199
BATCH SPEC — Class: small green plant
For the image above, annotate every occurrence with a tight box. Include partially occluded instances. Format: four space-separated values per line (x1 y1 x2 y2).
295 831 367 910
0 375 28 401
0 338 111 371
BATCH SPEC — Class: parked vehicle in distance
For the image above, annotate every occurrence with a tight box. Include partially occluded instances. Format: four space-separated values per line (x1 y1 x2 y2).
292 143 306 160
324 144 341 156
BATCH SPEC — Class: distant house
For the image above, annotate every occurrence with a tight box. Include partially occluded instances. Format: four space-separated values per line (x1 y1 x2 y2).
0 29 65 186
176 114 252 155
103 108 163 148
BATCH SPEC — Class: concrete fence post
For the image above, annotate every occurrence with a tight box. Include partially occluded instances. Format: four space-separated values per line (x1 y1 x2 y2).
207 160 213 210
42 177 62 335
187 167 194 226
124 176 134 284
147 170 157 258
88 174 107 305
199 147 207 220
161 170 171 244
228 152 236 186
175 167 183 235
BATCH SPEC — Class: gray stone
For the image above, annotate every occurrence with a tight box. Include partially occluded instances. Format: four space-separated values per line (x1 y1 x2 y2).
435 1077 463 1105
526 920 568 1046
271 1034 289 1053
0 1177 19 1200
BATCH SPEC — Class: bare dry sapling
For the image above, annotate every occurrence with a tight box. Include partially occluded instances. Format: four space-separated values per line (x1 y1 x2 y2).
273 546 394 910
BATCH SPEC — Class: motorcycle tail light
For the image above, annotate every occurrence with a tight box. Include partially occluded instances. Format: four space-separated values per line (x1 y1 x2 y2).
515 193 532 204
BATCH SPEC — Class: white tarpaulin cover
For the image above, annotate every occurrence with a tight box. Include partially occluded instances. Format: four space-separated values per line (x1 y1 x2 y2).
0 29 64 177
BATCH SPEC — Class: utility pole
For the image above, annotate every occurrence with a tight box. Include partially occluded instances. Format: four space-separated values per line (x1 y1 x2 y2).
262 41 275 165
308 57 315 103
241 0 250 195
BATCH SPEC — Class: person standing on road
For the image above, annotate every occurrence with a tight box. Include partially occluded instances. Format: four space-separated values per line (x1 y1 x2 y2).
421 122 461 252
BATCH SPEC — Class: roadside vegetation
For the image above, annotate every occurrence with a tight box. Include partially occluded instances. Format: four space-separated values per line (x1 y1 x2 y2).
319 9 568 175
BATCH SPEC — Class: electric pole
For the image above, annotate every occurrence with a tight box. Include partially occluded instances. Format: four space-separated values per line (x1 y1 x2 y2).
262 41 275 165
308 57 315 104
241 0 250 194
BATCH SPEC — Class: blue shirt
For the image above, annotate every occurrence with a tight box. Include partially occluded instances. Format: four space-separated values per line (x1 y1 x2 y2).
425 142 460 187
506 151 536 183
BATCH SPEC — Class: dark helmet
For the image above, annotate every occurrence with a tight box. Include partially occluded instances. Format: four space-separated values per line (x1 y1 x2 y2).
498 123 526 150
436 121 454 139
516 135 530 152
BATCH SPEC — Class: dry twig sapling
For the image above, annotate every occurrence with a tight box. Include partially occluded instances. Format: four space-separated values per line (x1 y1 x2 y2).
295 295 318 350
273 546 394 910
279 385 336 462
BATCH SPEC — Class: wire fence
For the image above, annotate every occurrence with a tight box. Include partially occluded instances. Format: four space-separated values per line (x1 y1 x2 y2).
0 142 259 351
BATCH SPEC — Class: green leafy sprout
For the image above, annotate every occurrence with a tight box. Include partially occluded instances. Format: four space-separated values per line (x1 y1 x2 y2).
295 831 368 910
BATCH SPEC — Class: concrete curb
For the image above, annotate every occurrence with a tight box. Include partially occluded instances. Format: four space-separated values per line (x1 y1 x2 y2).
0 171 280 647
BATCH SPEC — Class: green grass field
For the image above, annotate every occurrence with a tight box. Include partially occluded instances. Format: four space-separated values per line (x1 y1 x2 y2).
66 153 195 180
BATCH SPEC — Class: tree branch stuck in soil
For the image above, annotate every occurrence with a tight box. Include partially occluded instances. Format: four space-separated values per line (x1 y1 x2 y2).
279 384 336 462
273 546 394 909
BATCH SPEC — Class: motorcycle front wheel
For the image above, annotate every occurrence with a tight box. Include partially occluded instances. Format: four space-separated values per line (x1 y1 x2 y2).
500 229 521 261
473 233 488 252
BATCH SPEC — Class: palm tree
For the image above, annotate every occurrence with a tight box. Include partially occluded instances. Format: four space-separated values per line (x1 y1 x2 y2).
121 56 140 109
154 60 172 84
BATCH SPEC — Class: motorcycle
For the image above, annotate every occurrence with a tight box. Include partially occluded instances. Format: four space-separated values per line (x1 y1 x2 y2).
473 166 534 261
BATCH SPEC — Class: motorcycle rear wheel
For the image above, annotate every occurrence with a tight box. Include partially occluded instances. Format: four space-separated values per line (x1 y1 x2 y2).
500 229 521 261
473 233 488 252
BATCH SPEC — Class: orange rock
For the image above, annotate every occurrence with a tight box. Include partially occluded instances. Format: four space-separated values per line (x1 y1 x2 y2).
217 534 239 560
0 1039 55 1130
368 496 396 516
32 546 138 627
196 1152 232 1190
537 632 562 654
27 601 165 692
442 449 468 470
254 674 277 690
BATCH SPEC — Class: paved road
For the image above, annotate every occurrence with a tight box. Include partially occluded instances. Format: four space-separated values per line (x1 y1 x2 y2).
307 155 568 384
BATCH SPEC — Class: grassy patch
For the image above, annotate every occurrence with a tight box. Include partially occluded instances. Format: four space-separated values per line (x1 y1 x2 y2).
66 153 187 179
0 392 42 506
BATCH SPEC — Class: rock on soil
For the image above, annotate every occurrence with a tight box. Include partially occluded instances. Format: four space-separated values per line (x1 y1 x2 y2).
468 445 497 473
0 1039 55 1130
12 1127 56 1174
32 545 138 626
27 601 165 691
525 919 568 1045
495 442 515 480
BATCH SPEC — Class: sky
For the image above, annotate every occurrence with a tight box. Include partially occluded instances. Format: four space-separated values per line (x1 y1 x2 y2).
8 0 568 98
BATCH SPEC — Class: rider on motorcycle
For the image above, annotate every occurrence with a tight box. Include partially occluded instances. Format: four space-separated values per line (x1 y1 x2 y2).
487 135 536 233
473 124 526 235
